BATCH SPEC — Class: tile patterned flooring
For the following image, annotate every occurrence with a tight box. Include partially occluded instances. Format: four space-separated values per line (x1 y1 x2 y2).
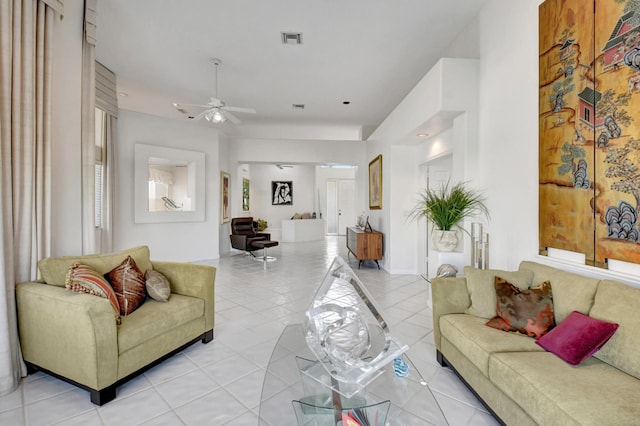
0 236 500 425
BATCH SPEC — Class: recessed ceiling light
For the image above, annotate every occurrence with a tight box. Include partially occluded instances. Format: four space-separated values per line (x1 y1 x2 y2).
417 132 429 138
118 92 128 97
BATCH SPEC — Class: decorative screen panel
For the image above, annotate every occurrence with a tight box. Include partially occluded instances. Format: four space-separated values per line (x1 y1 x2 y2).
540 0 640 267
594 1 640 265
539 0 596 263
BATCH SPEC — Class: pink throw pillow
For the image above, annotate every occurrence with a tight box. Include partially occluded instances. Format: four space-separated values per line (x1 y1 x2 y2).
536 310 618 365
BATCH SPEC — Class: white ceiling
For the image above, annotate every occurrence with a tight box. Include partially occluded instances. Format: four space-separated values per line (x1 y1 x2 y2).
96 0 486 140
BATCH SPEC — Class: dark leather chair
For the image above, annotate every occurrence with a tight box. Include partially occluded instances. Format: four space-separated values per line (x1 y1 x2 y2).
230 217 271 255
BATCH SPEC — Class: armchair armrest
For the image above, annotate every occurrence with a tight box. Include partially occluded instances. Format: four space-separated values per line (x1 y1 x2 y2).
16 281 118 390
151 261 216 331
255 232 271 240
431 277 471 350
230 234 248 250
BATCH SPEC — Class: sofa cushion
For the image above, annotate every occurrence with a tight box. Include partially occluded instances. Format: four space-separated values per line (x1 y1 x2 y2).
536 310 618 365
38 246 153 287
486 278 554 339
439 314 543 376
464 267 534 319
145 269 171 302
518 261 599 323
590 279 640 380
105 256 147 316
489 351 640 425
117 294 204 354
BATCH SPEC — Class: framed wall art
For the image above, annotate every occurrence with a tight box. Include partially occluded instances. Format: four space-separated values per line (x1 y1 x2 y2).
242 178 250 211
272 181 293 205
369 154 382 210
221 171 230 224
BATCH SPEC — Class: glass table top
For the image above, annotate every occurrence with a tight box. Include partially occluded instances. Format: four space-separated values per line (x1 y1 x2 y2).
258 324 448 426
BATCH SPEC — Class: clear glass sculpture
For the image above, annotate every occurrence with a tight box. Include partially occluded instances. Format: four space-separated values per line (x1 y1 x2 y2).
302 256 408 397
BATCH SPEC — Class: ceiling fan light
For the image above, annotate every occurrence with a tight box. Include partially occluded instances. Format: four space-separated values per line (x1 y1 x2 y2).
212 109 226 123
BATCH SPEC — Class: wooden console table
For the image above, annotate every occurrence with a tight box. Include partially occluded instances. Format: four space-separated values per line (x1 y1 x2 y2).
346 226 383 269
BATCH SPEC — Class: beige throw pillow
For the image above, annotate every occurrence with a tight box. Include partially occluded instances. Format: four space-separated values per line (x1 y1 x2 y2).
145 269 171 302
464 267 534 319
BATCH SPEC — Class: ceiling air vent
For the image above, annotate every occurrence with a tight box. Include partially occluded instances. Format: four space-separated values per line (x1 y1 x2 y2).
282 32 303 45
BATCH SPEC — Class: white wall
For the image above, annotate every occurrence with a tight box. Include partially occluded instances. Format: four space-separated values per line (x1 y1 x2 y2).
114 110 221 261
230 137 364 166
248 164 316 239
51 0 84 256
476 0 541 269
366 58 479 273
219 132 231 255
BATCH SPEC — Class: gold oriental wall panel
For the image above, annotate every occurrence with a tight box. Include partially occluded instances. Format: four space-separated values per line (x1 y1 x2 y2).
540 0 640 267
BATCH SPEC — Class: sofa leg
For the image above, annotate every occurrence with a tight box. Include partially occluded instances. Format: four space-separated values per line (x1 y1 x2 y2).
436 350 448 367
90 386 116 406
202 329 214 343
25 362 39 375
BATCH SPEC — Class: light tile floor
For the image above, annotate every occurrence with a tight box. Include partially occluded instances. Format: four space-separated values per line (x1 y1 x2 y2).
0 236 500 425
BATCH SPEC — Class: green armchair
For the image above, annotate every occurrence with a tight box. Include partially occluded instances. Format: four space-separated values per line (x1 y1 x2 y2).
16 246 215 405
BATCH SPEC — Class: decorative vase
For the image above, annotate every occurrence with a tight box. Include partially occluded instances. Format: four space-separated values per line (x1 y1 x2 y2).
432 230 458 252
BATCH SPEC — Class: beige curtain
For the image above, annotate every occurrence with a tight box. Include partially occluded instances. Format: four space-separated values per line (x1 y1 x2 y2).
0 0 57 395
81 38 96 254
81 0 97 254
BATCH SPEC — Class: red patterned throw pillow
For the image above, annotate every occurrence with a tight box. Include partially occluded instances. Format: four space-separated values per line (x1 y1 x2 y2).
486 277 555 339
66 263 121 322
105 255 147 315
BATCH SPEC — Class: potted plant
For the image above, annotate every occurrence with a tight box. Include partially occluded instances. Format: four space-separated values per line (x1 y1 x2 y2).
410 181 489 252
256 218 268 232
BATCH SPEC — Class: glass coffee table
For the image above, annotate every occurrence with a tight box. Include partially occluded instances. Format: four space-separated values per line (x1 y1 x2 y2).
258 324 448 426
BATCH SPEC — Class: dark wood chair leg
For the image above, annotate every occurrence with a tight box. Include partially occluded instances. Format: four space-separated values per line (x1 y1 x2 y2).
202 329 214 343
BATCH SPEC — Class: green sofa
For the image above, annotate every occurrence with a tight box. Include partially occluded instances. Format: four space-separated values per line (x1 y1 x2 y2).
432 261 640 425
16 246 216 405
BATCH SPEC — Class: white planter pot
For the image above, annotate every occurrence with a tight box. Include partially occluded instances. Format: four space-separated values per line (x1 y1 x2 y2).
432 230 458 252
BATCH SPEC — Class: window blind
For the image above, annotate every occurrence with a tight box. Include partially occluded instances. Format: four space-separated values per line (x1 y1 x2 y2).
95 61 118 117
84 0 97 45
42 0 63 15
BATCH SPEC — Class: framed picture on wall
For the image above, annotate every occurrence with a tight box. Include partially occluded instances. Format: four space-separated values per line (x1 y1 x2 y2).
272 181 293 205
221 172 230 223
369 154 382 209
242 178 250 211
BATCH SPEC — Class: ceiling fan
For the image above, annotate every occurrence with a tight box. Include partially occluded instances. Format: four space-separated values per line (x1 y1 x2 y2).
172 58 256 124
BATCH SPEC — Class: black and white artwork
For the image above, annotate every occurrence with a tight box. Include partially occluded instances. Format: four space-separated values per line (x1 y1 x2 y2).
272 181 293 205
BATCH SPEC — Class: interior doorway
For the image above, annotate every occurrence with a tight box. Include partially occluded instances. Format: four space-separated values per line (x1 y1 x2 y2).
418 155 453 278
326 179 356 235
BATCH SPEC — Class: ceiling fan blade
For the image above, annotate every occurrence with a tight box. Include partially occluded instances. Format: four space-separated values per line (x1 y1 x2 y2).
191 109 211 121
173 102 210 108
223 105 256 114
222 110 241 124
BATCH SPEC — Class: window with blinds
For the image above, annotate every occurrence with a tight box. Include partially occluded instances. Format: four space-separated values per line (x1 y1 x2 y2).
94 61 117 229
94 108 106 228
